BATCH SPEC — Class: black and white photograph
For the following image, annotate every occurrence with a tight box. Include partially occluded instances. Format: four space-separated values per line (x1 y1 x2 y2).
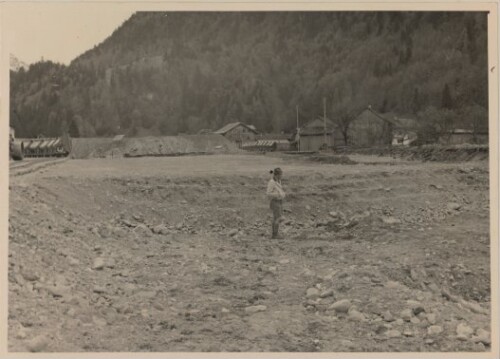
1 1 499 354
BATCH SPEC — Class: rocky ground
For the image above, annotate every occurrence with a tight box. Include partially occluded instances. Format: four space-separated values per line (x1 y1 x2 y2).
8 154 491 352
338 144 489 162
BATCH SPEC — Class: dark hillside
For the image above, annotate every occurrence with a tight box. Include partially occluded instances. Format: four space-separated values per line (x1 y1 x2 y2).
10 12 488 138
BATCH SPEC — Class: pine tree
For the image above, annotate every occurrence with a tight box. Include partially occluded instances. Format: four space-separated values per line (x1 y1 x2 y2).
9 12 488 138
411 88 422 113
68 119 80 137
441 84 453 109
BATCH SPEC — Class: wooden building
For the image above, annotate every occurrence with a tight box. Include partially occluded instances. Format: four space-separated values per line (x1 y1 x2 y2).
213 122 258 146
347 108 394 147
439 129 488 145
347 107 418 148
299 118 335 151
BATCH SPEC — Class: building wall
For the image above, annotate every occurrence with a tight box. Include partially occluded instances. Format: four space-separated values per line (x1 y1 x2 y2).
333 131 346 147
475 134 489 144
275 142 292 151
224 126 256 143
348 112 393 147
300 134 333 151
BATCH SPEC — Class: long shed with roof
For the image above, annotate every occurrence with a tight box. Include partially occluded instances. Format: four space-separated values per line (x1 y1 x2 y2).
438 129 488 145
21 134 72 157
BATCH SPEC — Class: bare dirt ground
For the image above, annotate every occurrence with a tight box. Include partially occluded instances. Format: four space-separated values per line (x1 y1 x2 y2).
8 153 491 352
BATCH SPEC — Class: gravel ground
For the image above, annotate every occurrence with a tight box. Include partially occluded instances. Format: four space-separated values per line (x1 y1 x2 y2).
8 154 491 352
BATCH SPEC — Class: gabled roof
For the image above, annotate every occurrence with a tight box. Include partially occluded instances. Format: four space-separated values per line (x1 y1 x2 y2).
40 138 61 149
257 133 291 140
214 122 258 135
241 139 290 148
444 128 488 135
304 117 335 129
354 107 418 130
23 138 62 150
301 117 335 136
198 129 213 134
391 117 418 129
354 107 397 125
26 139 43 150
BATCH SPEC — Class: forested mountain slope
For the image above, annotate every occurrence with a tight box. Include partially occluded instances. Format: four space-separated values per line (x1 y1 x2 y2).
10 12 488 138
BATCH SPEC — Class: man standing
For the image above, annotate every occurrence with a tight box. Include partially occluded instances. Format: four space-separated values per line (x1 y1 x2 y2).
267 167 286 239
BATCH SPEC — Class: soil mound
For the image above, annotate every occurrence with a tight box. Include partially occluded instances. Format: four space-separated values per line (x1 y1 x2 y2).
340 145 488 162
70 135 238 159
70 138 117 159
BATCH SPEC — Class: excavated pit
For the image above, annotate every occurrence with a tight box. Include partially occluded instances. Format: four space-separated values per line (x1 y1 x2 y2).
8 154 491 352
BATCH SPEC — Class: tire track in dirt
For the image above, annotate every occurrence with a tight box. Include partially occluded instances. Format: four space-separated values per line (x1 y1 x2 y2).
9 158 68 177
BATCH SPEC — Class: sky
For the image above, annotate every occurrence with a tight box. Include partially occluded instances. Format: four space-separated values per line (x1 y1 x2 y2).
2 3 136 65
1 1 495 66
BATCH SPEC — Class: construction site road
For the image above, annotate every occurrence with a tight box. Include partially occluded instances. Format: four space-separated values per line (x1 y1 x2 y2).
8 153 491 352
9 158 68 177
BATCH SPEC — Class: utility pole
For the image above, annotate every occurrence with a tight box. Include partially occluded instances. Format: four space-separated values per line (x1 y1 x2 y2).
323 97 327 149
296 105 300 152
